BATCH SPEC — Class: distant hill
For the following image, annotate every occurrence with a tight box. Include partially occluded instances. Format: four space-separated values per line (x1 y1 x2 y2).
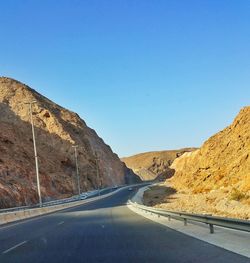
121 148 196 181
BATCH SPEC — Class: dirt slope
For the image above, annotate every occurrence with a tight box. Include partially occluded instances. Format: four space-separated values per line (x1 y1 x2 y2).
0 77 140 208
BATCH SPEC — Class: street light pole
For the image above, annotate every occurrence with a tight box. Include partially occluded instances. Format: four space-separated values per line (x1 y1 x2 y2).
72 145 81 199
25 101 42 207
95 152 100 196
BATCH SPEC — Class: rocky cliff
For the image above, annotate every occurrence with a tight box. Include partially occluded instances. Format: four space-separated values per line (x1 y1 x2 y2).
143 107 250 219
0 77 140 208
121 148 196 181
170 107 250 196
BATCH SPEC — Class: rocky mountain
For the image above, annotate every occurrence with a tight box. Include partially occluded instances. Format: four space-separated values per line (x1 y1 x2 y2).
121 148 196 181
170 107 250 197
142 107 250 219
0 77 140 208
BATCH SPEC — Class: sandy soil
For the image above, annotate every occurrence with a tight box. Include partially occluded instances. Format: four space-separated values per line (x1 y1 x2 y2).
143 183 250 220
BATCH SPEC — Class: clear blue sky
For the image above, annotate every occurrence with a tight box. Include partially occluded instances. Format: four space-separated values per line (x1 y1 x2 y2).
1 0 250 157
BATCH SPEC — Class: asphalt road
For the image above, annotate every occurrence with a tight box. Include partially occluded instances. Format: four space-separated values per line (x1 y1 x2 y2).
0 187 248 263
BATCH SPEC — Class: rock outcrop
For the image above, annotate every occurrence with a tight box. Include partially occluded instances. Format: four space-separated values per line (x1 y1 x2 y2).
171 107 250 206
170 107 250 197
121 148 196 181
0 77 140 208
143 107 250 219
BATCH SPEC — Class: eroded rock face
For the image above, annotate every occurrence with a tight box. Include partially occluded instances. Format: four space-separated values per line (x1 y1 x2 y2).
121 148 196 181
170 107 250 196
0 77 140 208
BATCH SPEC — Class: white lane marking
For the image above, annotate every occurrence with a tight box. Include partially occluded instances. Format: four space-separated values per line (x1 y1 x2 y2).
0 189 121 231
2 241 27 254
58 221 64 225
0 185 139 231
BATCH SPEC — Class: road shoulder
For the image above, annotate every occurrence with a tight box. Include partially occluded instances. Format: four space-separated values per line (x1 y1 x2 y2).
127 188 250 259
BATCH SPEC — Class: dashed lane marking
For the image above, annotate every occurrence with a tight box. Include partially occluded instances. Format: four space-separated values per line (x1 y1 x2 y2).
2 241 27 254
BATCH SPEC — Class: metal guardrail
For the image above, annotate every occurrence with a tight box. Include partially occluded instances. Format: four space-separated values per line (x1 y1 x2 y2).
129 200 250 234
0 186 120 214
0 197 81 213
0 183 148 214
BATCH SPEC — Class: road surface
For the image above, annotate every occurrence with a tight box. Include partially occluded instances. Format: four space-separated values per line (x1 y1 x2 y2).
0 186 248 263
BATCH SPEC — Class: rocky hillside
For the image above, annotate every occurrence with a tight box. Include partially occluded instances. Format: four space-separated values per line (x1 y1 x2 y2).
121 148 196 181
143 107 250 219
0 77 140 208
170 107 250 196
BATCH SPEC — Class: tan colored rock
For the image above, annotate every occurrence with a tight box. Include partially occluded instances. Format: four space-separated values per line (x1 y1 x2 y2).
143 108 250 219
0 77 140 208
170 107 250 197
121 148 196 181
147 107 250 218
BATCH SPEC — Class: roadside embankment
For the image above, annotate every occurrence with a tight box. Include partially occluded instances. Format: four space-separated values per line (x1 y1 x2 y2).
128 186 250 259
143 183 250 220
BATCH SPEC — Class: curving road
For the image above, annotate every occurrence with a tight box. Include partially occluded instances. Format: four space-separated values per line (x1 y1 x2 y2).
0 187 248 263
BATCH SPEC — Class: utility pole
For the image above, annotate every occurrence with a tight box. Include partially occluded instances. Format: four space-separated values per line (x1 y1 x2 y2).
25 101 42 207
95 152 100 196
72 145 81 199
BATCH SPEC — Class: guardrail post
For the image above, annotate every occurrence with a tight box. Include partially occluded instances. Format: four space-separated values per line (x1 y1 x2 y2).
209 224 214 234
128 200 250 234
